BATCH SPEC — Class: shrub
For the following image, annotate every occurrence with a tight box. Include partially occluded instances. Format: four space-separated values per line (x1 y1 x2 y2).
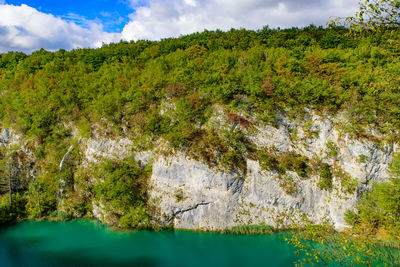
144 114 170 137
93 158 145 211
118 204 150 229
174 189 184 202
92 157 151 228
257 150 309 178
226 223 274 235
344 209 358 226
226 112 250 129
0 195 14 224
318 163 333 190
257 150 280 171
0 193 28 224
358 154 370 163
279 175 298 195
50 210 70 220
325 141 339 158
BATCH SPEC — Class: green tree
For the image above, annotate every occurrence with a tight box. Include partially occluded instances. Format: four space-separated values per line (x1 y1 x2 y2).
92 157 151 229
330 0 400 31
357 153 400 235
342 153 400 266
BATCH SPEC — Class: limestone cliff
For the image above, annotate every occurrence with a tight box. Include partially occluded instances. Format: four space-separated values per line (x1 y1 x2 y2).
78 111 397 231
146 113 395 231
1 110 397 231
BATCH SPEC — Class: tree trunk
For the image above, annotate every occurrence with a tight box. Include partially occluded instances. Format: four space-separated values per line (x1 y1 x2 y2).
37 179 41 216
8 169 12 207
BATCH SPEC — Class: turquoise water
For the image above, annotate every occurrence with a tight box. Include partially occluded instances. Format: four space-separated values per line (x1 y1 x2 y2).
0 220 301 267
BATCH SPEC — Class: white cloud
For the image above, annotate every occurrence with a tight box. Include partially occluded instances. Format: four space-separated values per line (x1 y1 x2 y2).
0 1 361 53
122 0 359 41
0 4 121 53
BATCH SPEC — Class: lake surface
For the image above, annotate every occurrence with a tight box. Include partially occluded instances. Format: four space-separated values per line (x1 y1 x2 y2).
0 220 301 267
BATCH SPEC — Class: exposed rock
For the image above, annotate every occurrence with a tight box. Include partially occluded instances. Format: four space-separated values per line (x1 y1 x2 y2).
92 201 119 226
134 151 153 167
145 114 395 231
147 154 361 231
0 128 21 146
148 153 242 230
2 112 397 231
84 137 132 164
0 128 10 144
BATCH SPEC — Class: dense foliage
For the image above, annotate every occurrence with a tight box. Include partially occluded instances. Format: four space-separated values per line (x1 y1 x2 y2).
92 158 151 228
1 26 399 144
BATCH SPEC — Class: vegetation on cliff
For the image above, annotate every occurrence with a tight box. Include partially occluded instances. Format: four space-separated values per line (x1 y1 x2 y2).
0 19 399 240
345 152 400 240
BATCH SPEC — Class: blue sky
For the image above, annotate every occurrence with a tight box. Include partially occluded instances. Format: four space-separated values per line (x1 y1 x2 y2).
4 0 132 32
0 0 359 53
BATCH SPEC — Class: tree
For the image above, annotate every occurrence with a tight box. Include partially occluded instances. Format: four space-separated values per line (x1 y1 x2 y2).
330 0 400 31
341 153 400 266
0 151 18 207
356 153 400 233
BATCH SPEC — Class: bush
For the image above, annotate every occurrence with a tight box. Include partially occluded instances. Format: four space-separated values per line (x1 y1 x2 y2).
257 150 309 178
257 151 280 171
318 163 333 190
325 141 339 158
174 189 184 202
0 195 13 224
279 175 298 195
347 153 400 239
0 193 27 224
144 114 171 137
344 209 358 226
93 157 151 228
225 223 275 235
50 210 71 220
118 204 150 229
93 158 145 211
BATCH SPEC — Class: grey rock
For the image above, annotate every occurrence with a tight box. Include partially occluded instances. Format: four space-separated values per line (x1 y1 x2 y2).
146 114 395 231
0 128 10 144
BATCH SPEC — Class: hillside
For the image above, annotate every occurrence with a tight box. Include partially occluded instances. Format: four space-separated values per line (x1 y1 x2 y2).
0 26 399 240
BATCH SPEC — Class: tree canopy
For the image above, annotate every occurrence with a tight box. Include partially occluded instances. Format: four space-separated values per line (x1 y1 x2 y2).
331 0 400 30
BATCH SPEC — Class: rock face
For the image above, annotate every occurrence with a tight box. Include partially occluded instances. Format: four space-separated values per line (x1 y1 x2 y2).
2 111 398 231
84 137 132 164
0 128 36 195
148 155 359 231
146 113 397 231
0 128 21 146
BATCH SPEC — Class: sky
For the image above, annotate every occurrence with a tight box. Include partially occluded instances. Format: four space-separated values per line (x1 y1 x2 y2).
0 0 360 53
